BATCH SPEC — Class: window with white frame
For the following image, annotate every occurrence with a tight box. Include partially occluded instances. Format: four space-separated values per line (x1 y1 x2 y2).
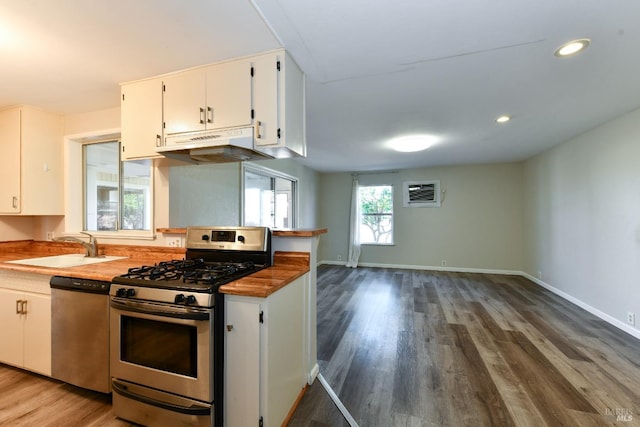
359 185 393 244
243 164 297 229
83 141 152 232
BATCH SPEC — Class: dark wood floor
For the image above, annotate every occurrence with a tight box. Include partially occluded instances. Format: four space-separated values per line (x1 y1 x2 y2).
2 266 640 426
292 266 640 426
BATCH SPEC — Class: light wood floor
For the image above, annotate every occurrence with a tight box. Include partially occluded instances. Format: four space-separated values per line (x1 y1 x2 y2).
2 266 640 426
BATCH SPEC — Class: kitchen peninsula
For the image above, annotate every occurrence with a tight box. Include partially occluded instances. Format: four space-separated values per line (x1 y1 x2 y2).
158 227 327 384
0 228 324 427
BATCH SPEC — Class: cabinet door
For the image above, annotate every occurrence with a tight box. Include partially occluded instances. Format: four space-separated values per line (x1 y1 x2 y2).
225 299 260 427
252 53 280 148
0 289 25 367
121 78 163 159
163 69 207 135
22 293 51 376
206 59 252 130
20 106 64 215
0 108 21 213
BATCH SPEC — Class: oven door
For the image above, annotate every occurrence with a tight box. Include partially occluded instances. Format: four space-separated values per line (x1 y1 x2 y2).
110 297 214 403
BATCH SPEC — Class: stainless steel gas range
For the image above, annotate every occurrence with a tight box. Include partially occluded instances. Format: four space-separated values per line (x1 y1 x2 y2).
110 226 271 427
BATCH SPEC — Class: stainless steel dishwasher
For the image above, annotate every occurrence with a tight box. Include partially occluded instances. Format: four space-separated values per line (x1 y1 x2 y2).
50 276 111 393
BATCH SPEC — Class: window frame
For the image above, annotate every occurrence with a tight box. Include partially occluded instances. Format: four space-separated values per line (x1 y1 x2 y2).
359 184 394 246
241 163 298 229
64 130 155 240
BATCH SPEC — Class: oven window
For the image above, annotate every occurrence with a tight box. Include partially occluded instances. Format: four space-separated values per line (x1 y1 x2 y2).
121 316 198 377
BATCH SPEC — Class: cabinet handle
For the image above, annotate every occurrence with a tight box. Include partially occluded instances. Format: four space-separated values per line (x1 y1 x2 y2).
155 134 161 147
12 196 18 209
207 106 213 124
226 324 234 332
199 108 205 124
254 120 262 139
15 300 26 315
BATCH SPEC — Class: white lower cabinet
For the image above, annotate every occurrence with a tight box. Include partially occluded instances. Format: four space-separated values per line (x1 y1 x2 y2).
224 275 306 427
0 287 51 376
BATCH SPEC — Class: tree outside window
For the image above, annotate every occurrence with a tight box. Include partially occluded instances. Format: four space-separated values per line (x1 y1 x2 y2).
359 185 393 244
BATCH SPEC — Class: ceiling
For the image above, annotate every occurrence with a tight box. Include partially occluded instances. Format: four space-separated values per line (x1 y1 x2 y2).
1 0 639 173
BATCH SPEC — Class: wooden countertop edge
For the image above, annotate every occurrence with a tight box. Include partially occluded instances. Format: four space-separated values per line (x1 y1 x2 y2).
272 228 327 237
0 242 310 297
156 228 328 237
219 251 310 298
218 268 308 298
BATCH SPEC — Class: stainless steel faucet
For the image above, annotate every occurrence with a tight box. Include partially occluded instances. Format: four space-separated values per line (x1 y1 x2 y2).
53 232 100 257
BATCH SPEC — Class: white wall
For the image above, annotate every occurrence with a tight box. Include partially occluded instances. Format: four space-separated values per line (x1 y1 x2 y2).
169 162 242 226
167 158 319 228
523 107 640 335
63 107 120 135
0 217 37 241
318 163 524 271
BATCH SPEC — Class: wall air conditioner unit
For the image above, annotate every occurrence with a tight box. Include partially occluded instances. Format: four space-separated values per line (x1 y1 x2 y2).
403 180 441 207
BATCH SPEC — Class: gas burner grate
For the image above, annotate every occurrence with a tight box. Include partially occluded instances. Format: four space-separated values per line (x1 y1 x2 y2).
182 261 256 285
119 259 258 286
122 259 205 281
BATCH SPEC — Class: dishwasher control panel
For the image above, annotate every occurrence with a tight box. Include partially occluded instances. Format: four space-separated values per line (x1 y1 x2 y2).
50 276 111 294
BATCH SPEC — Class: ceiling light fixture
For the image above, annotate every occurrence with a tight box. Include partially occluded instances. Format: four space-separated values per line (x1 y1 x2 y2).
554 38 590 57
389 135 437 153
496 115 511 124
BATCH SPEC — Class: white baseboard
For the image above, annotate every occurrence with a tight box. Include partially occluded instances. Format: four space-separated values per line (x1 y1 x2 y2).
317 373 359 427
319 260 640 340
521 273 640 340
308 363 320 385
320 259 521 276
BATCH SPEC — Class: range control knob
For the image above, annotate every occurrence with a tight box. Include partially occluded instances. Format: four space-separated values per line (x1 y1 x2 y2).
201 234 210 241
174 294 185 304
126 288 136 297
185 295 197 305
115 288 127 298
237 235 245 243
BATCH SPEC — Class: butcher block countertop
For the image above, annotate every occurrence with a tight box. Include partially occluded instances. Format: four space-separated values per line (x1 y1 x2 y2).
0 241 309 297
219 251 310 297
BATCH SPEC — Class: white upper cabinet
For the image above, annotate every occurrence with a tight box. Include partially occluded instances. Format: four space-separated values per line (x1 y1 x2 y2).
163 58 252 136
0 108 21 213
119 49 306 160
163 69 207 135
206 60 252 130
121 78 163 160
0 106 63 215
252 50 306 158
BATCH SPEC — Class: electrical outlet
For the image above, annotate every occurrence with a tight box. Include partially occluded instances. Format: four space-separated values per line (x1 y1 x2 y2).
168 238 181 247
627 312 635 326
337 255 342 261
441 259 447 267
538 271 543 280
46 232 55 241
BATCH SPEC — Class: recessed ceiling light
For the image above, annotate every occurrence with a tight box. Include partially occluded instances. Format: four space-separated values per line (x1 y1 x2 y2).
496 115 511 124
554 38 590 57
389 135 437 152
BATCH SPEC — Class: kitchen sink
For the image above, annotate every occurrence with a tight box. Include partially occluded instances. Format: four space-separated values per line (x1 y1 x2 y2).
7 254 127 268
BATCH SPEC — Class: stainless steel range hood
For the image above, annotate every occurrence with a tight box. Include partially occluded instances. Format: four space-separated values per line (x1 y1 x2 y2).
156 126 273 163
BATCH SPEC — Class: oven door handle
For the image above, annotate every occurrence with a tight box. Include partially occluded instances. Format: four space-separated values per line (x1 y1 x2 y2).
112 380 211 416
110 299 210 321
